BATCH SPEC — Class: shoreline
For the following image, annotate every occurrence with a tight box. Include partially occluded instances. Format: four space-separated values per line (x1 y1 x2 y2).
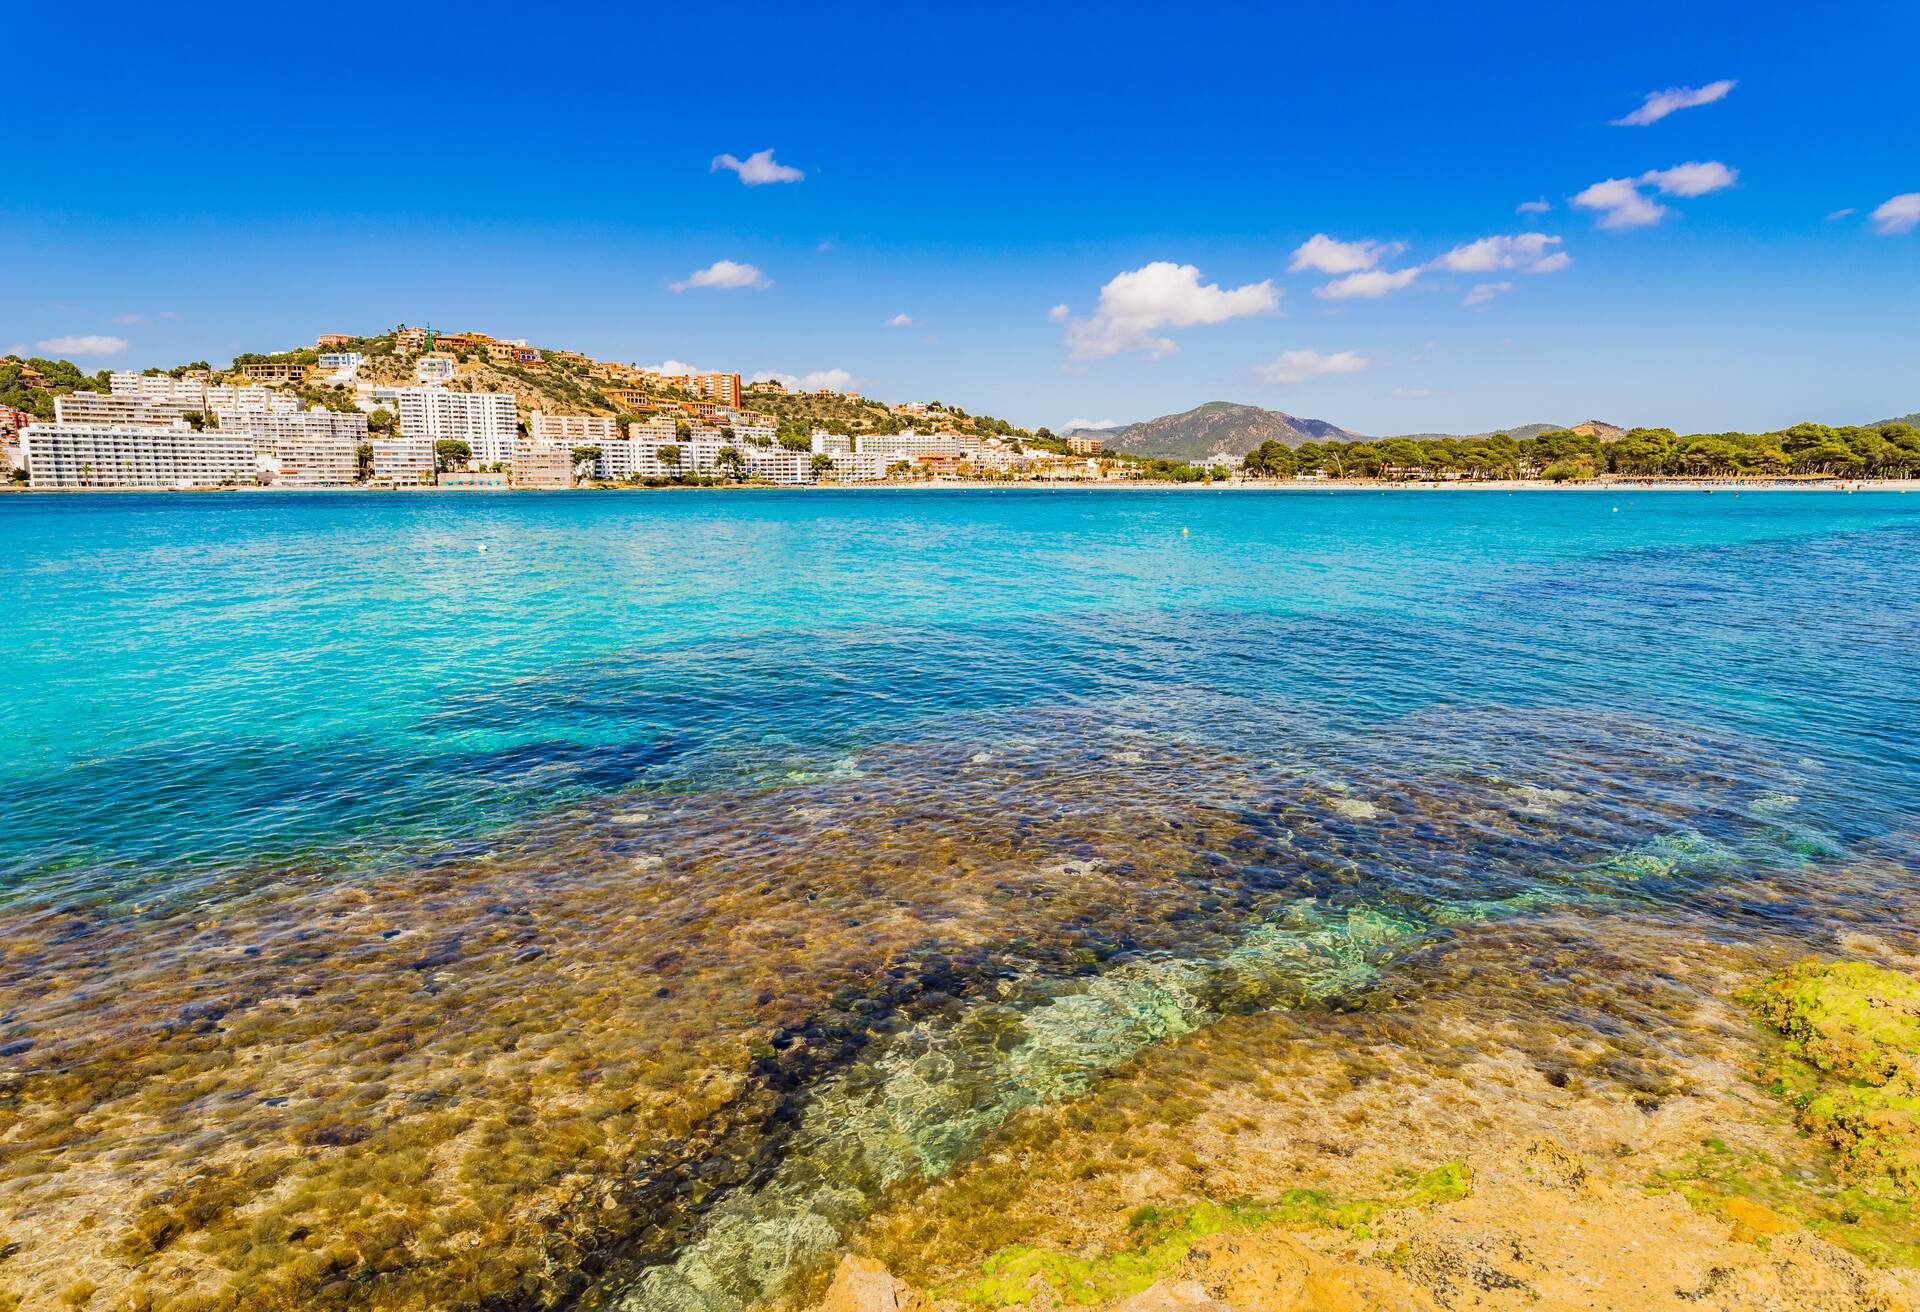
5 477 1916 496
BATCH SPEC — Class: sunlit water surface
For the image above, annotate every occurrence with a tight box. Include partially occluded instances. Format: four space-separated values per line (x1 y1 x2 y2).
1 488 1916 1311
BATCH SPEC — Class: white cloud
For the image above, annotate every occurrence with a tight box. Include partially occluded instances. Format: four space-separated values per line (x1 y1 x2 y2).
1571 162 1736 229
1517 199 1552 214
1641 161 1738 197
1288 234 1404 274
38 334 128 356
1612 80 1736 127
1528 251 1573 274
1572 177 1669 228
1062 417 1122 431
1870 193 1920 236
885 313 915 328
751 368 855 391
711 149 804 185
1314 267 1421 300
1825 207 1856 222
1048 304 1070 323
1464 281 1513 305
643 360 709 376
1254 348 1371 386
670 259 770 292
113 313 144 326
802 368 853 391
1433 232 1566 273
1059 261 1279 361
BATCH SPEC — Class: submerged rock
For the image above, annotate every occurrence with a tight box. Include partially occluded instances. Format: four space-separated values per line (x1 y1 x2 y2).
817 1255 935 1312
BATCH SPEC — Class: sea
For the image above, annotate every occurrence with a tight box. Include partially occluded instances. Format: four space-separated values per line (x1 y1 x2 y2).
2 487 1916 1311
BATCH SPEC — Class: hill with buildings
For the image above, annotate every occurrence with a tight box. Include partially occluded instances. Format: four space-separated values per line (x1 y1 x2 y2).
1093 402 1362 462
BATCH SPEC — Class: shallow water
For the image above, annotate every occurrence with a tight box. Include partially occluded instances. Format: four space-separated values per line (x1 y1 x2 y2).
1 488 1916 1310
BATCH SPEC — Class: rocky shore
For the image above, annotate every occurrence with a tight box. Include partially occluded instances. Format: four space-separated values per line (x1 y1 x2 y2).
804 944 1920 1312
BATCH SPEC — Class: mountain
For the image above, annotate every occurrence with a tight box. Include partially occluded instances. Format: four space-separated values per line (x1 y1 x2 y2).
1090 401 1361 462
1382 422 1567 443
1567 419 1626 441
1874 412 1919 427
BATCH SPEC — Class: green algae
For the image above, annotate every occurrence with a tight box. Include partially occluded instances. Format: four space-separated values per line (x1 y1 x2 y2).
1644 1136 1920 1268
1639 958 1920 1272
945 1164 1470 1307
1744 959 1920 1195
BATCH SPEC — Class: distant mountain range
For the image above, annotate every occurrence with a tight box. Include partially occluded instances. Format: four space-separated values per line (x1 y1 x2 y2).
1080 402 1361 462
1073 402 1623 461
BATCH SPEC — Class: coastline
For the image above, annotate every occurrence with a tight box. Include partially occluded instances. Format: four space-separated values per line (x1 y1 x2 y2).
5 477 1917 496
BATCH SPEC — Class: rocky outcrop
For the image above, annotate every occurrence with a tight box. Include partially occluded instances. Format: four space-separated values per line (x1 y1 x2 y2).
814 1135 1914 1311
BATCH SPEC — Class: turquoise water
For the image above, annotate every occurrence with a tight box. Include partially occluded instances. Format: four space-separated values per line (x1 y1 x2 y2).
2 487 1918 1312
6 488 1916 898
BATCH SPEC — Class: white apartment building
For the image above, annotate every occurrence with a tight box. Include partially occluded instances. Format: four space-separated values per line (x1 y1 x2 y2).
629 415 681 441
55 392 191 427
743 446 815 485
21 422 256 489
414 353 457 385
317 352 363 383
371 436 434 485
108 372 296 415
811 450 891 482
80 380 299 429
265 434 358 486
854 430 1014 472
225 407 369 455
589 439 637 481
512 443 574 488
394 387 518 465
528 412 620 445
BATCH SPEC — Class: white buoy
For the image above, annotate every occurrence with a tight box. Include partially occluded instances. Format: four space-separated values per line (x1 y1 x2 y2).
476 543 489 553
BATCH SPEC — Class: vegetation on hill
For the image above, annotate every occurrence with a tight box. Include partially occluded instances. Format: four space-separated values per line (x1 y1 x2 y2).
1100 401 1360 461
747 388 907 438
1383 422 1567 443
1242 421 1920 480
0 357 110 419
232 349 318 367
350 349 623 419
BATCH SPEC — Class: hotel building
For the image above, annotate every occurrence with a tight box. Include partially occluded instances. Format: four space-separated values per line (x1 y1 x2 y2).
371 436 434 485
267 433 358 487
228 408 369 457
663 372 743 407
512 444 574 488
21 422 256 489
528 412 620 445
394 387 518 465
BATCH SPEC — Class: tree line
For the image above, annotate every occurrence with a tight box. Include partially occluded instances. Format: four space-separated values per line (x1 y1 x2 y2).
1240 422 1920 481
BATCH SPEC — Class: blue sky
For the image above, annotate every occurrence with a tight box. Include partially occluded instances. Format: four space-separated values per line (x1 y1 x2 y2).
6 0 1916 435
